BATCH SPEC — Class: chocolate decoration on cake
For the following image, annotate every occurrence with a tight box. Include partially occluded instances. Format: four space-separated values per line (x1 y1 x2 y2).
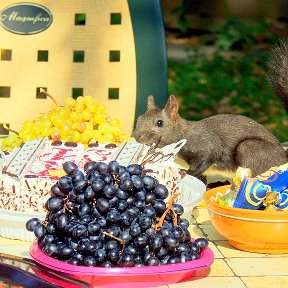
105 143 117 149
64 142 78 147
51 141 62 146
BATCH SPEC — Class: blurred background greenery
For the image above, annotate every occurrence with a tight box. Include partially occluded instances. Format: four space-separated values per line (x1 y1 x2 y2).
161 0 288 143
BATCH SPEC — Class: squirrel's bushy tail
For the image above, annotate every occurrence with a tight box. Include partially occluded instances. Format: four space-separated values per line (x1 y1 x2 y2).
267 41 288 112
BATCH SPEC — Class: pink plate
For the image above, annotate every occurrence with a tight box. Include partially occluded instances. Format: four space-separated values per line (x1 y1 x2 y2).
30 240 214 287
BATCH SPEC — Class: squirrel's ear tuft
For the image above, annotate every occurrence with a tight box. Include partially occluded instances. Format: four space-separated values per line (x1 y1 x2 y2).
164 95 179 121
147 95 156 110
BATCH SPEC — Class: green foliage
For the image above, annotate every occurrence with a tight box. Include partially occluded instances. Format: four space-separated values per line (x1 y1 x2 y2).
168 49 288 142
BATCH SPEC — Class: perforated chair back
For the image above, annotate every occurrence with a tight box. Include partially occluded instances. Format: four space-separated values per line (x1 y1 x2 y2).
0 0 168 136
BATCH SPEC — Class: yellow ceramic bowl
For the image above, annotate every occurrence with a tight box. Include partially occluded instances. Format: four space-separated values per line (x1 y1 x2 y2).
203 185 288 254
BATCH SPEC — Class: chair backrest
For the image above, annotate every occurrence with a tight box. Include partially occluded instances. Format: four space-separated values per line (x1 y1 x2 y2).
0 0 168 136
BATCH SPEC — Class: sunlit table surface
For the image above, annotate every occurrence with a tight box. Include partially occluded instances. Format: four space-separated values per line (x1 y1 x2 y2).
1 205 288 288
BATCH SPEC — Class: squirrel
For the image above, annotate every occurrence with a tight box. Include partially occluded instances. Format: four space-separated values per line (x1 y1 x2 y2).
133 42 288 181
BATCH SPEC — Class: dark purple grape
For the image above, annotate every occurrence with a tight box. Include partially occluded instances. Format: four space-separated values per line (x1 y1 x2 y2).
107 225 121 237
26 218 42 232
63 161 78 175
68 190 77 202
58 176 73 192
135 189 146 200
142 175 157 190
83 256 97 267
129 223 141 237
71 170 85 184
150 234 163 250
50 184 66 197
145 192 156 204
86 170 100 181
172 203 184 215
95 162 108 173
175 243 189 255
101 172 113 184
117 251 135 267
107 160 120 175
34 224 47 238
116 188 129 200
143 206 156 218
55 213 68 229
178 218 190 229
127 207 140 217
95 198 110 214
152 199 166 215
167 256 181 264
107 248 120 262
134 233 149 247
59 245 74 258
119 171 131 181
134 199 146 210
138 214 153 229
105 240 119 250
103 184 117 198
84 161 97 174
126 164 143 175
85 241 101 254
46 222 56 234
94 248 106 262
164 235 179 251
146 256 160 266
76 193 85 204
189 242 201 255
124 245 138 255
119 229 132 244
67 257 81 266
156 247 168 259
78 203 91 217
194 237 209 249
84 186 96 202
119 177 134 191
42 243 58 256
126 196 135 206
87 221 101 235
106 209 121 224
46 197 64 212
154 184 169 199
101 261 113 268
119 212 132 227
131 175 144 191
180 252 193 263
117 200 128 212
74 180 89 194
108 196 118 208
72 224 88 239
91 178 105 193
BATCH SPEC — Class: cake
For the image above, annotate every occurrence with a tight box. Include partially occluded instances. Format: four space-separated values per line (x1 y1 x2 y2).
0 138 187 213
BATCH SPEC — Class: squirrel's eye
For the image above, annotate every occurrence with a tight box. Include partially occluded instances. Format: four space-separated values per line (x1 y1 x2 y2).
156 120 163 127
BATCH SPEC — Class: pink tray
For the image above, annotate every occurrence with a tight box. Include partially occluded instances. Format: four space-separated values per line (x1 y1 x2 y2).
30 240 214 287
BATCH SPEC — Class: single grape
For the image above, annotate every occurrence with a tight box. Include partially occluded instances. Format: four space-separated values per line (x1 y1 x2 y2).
26 218 42 232
63 161 78 175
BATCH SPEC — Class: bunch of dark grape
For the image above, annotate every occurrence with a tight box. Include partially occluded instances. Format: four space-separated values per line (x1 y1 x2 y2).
26 160 209 267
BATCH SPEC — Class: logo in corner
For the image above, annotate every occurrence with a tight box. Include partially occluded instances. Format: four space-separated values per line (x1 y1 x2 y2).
0 3 53 35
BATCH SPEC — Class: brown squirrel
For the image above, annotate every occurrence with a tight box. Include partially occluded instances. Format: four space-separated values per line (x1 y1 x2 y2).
133 42 288 180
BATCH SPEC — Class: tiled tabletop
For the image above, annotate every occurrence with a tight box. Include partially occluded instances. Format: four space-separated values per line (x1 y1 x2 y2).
1 204 288 288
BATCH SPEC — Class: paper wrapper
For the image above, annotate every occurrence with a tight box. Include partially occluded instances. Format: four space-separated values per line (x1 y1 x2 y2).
232 163 288 210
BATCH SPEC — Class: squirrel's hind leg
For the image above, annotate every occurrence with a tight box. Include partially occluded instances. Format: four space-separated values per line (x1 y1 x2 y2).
235 139 286 176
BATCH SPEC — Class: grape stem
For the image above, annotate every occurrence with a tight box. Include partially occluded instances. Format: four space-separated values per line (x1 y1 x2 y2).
154 192 180 231
103 231 126 252
2 124 19 135
39 88 58 105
